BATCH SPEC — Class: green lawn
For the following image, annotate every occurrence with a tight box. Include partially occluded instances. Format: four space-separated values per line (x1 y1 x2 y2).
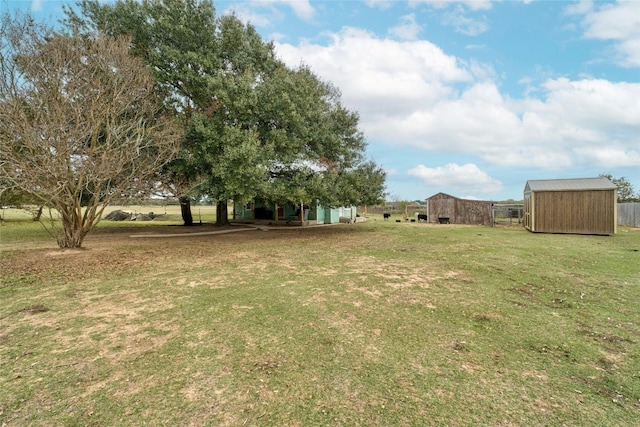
1 217 639 426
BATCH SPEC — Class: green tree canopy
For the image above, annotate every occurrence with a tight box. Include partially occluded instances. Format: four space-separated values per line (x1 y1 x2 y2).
600 174 639 202
66 0 386 225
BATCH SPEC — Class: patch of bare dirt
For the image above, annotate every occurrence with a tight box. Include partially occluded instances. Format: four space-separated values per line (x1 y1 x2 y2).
0 223 364 284
18 304 49 314
0 224 250 280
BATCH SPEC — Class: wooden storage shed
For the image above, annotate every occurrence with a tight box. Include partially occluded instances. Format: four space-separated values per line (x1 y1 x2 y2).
523 177 617 235
426 192 494 225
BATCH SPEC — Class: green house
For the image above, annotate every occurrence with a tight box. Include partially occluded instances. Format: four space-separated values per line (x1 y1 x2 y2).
232 199 357 225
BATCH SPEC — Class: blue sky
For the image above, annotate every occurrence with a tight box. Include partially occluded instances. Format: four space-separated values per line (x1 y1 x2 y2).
5 0 640 201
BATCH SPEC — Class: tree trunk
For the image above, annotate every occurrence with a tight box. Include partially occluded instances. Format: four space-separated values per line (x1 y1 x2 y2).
32 205 43 221
56 207 89 248
216 200 230 226
180 196 193 226
57 228 86 249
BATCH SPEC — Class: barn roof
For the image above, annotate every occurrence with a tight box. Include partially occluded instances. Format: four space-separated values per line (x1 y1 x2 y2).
426 192 493 202
426 192 457 200
524 177 617 192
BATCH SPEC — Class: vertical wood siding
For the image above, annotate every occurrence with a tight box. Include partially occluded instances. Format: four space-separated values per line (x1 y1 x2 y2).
455 198 493 225
532 190 616 235
428 193 493 225
428 193 455 222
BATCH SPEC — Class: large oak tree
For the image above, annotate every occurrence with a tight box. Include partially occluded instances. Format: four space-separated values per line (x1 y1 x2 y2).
67 0 385 226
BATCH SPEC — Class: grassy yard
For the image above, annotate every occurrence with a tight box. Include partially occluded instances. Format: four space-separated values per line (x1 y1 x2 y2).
1 215 639 426
0 204 217 224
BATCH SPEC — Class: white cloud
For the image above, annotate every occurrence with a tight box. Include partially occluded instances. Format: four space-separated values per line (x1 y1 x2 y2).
582 1 638 39
30 0 43 12
570 0 640 67
384 167 399 176
255 0 314 21
441 6 489 36
268 32 287 42
564 0 594 16
274 25 640 175
574 145 640 168
275 27 472 118
224 4 276 27
537 78 639 130
388 14 423 41
365 0 396 10
407 0 491 35
279 0 315 21
224 0 315 28
408 163 503 193
409 0 493 12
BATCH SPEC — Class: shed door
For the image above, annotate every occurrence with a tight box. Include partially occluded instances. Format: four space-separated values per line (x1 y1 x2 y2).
524 194 532 231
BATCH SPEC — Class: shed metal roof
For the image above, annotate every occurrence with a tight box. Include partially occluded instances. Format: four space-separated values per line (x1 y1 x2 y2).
524 177 617 192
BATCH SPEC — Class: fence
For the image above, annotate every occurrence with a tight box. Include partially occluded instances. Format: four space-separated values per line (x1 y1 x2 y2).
359 204 427 217
492 204 523 226
618 202 640 227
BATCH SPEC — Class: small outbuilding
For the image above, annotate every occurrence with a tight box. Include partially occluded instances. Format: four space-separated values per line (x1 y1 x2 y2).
426 192 494 225
232 199 357 226
523 177 617 235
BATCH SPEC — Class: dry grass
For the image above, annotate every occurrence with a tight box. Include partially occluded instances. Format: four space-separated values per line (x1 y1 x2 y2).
1 215 639 425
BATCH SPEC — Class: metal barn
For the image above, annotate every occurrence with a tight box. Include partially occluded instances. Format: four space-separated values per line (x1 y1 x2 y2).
426 192 494 225
523 177 617 235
